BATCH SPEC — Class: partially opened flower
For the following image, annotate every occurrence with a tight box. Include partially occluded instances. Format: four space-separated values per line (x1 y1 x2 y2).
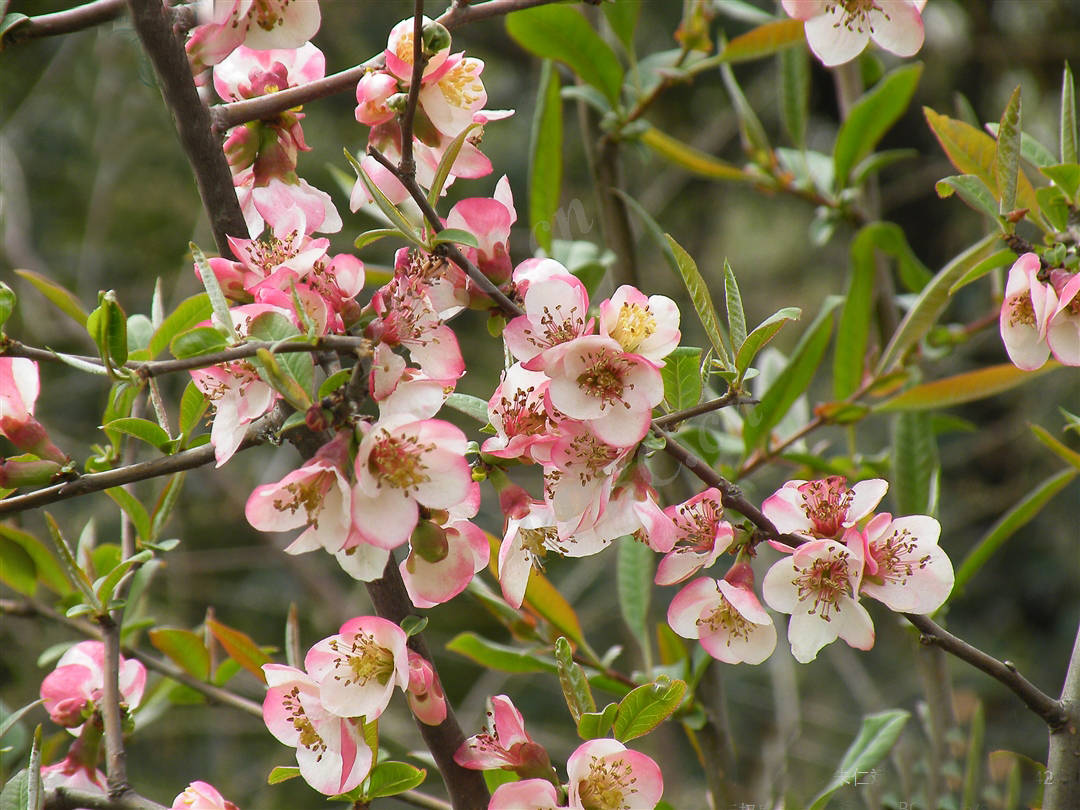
405 651 447 726
40 641 146 733
399 518 489 608
305 616 410 721
455 694 553 781
654 488 733 585
667 567 776 665
262 664 373 795
490 779 567 810
762 535 874 663
567 738 663 810
1000 252 1058 370
858 512 954 613
1047 268 1080 366
0 357 67 463
782 0 926 67
170 781 239 810
41 747 107 802
762 476 887 542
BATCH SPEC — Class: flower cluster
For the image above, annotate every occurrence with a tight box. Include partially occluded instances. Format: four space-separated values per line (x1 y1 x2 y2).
999 253 1080 370
488 261 681 607
351 16 511 209
761 476 954 662
261 615 445 795
455 694 664 810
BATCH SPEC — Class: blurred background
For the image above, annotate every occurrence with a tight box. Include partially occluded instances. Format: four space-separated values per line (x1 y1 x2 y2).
2 1 1079 808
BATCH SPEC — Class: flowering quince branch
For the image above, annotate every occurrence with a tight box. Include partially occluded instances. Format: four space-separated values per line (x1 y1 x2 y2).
0 0 127 46
44 787 166 810
650 389 753 428
398 0 428 178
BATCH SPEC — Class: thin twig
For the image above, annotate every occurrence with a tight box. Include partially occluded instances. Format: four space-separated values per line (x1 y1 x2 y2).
365 148 524 317
436 0 562 28
652 391 752 428
99 615 129 795
1035 620 1080 810
904 613 1068 729
1 0 125 46
0 408 286 517
46 787 166 810
399 0 427 177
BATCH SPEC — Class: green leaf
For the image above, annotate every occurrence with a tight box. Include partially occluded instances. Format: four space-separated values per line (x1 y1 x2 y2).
985 123 1057 170
148 294 212 359
430 228 479 249
530 60 563 255
779 42 810 148
354 228 400 250
150 473 186 542
444 392 489 424
0 525 70 595
833 227 877 399
953 468 1077 594
44 512 99 610
851 148 919 186
190 243 237 341
555 637 595 724
267 766 300 785
578 702 619 740
603 0 640 51
365 761 426 799
0 769 29 810
152 628 213 680
961 701 985 810
834 64 922 189
170 325 228 359
399 615 428 637
102 417 173 452
446 632 557 674
735 307 801 379
660 346 703 411
808 710 910 810
617 539 654 668
344 149 425 249
13 269 88 325
664 234 732 370
0 700 41 744
105 488 152 544
206 618 271 684
993 86 1022 214
0 536 36 596
179 382 208 443
1062 62 1077 164
720 62 771 162
427 122 482 207
876 363 1059 412
640 127 750 182
877 233 1000 374
613 678 687 742
890 411 938 516
935 174 1004 223
719 18 804 63
506 5 623 105
744 298 840 452
1029 423 1080 470
93 549 153 607
1041 163 1080 201
318 369 351 399
948 248 1016 295
722 260 747 352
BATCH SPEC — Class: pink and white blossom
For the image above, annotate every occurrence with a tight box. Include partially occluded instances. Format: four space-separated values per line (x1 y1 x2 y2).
351 417 472 550
543 423 629 530
406 651 447 726
858 512 954 613
598 285 681 365
782 0 926 67
762 535 874 663
355 71 400 127
0 357 67 463
654 488 733 585
490 779 566 810
213 42 325 102
455 694 551 777
40 641 146 733
762 476 887 542
41 747 107 804
445 176 516 286
170 781 239 810
186 0 322 74
1047 268 1080 366
566 738 663 810
498 499 558 608
419 53 489 136
503 272 592 367
400 519 489 608
1000 252 1058 371
262 664 373 795
304 616 410 721
483 363 556 463
384 16 451 83
667 568 776 665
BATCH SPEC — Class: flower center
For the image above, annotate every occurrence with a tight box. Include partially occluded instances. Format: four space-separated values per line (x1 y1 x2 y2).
673 496 724 551
368 431 434 492
437 59 484 109
578 755 637 810
798 476 854 537
698 596 753 643
273 471 332 525
327 632 395 689
576 352 630 407
609 302 657 354
527 304 585 349
281 686 327 759
870 527 931 585
499 386 551 437
252 0 290 33
792 550 853 621
826 0 886 32
1007 292 1037 328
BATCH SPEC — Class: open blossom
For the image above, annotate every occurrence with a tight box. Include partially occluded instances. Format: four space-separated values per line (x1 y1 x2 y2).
400 518 489 608
1000 252 1058 370
445 176 516 286
543 422 630 531
305 616 410 721
498 498 558 608
455 694 553 779
762 476 887 542
41 744 107 805
782 0 926 67
667 567 776 665
763 534 874 663
384 16 451 83
262 664 372 795
0 357 67 463
654 488 733 585
1046 268 1080 366
858 512 954 613
503 271 592 367
40 641 146 733
598 285 681 365
245 433 352 555
483 363 556 463
490 779 566 810
213 42 324 102
186 0 322 74
170 781 239 810
406 651 447 726
567 738 663 810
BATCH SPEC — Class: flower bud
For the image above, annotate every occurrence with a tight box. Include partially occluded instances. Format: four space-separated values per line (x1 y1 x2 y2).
410 520 449 563
723 561 756 591
420 21 451 58
0 458 62 488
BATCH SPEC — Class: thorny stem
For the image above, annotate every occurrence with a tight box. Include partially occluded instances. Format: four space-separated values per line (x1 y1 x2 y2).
364 147 524 317
0 0 126 46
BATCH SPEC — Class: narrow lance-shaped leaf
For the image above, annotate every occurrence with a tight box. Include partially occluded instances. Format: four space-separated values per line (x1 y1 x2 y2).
891 411 938 517
640 127 750 183
1029 423 1080 470
834 226 876 399
148 293 212 359
664 233 733 370
994 85 1022 215
780 42 809 148
427 123 481 207
953 468 1077 595
1062 62 1077 164
617 539 654 670
717 18 805 64
660 346 703 411
206 618 271 684
808 710 910 810
529 60 562 255
936 174 1005 225
603 0 640 52
876 363 1059 412
735 307 801 379
555 636 596 724
720 61 770 162
446 632 558 675
723 260 747 351
13 268 88 326
190 243 237 341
